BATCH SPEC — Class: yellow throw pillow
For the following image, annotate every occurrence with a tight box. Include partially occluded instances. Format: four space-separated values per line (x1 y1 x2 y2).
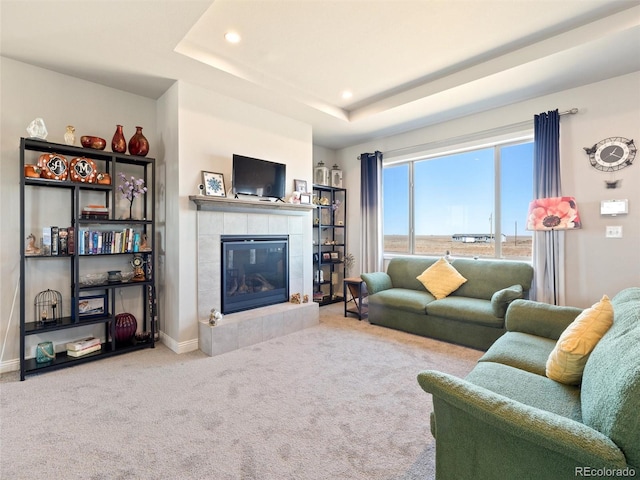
416 258 467 300
546 295 614 385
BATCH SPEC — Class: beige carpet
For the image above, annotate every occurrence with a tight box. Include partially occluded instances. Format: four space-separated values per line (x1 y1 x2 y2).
0 303 482 480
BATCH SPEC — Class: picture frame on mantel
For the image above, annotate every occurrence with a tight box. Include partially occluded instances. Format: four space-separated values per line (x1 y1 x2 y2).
294 179 308 193
202 171 226 197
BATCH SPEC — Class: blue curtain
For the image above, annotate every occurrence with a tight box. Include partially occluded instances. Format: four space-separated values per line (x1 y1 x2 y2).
532 110 564 304
360 151 383 273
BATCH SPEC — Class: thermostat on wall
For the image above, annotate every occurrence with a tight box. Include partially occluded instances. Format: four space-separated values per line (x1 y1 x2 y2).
601 199 628 216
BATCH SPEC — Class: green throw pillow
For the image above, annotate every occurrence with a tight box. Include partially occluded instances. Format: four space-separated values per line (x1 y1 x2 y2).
491 284 523 317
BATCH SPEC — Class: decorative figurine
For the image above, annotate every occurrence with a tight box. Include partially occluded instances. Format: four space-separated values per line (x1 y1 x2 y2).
25 233 41 256
131 254 146 281
139 234 152 252
26 118 48 140
290 293 301 304
209 308 223 326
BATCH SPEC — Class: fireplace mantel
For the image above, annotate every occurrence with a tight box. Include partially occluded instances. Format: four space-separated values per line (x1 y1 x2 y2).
190 195 315 215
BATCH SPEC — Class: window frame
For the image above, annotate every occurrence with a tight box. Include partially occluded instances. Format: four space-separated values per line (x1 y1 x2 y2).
382 135 534 261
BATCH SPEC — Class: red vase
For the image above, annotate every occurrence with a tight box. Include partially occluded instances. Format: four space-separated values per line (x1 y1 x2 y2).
111 124 127 153
115 312 137 344
128 126 149 157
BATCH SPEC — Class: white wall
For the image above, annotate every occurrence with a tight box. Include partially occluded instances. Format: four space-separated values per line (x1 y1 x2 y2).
157 81 313 351
155 82 179 348
338 72 640 308
0 57 157 370
312 144 337 169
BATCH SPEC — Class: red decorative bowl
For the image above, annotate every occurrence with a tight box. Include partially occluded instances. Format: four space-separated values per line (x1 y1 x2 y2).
81 136 106 150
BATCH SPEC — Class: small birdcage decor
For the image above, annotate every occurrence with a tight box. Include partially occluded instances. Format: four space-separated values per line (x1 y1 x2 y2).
35 289 62 324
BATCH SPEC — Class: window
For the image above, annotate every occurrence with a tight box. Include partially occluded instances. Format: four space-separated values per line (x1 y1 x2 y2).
383 140 533 260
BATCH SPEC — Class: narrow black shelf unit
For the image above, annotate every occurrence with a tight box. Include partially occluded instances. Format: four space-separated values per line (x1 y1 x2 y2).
312 184 346 305
19 137 157 380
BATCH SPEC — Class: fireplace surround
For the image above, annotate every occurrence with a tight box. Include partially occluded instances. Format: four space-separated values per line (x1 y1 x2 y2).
192 196 318 356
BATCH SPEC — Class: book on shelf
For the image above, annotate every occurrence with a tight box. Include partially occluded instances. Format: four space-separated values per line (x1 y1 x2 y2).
65 336 101 352
76 228 140 255
67 226 75 254
67 344 102 358
41 227 51 256
81 204 109 220
58 228 68 255
51 226 59 256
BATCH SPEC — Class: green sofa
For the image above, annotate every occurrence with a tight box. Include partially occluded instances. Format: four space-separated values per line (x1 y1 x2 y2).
418 287 640 480
361 257 534 350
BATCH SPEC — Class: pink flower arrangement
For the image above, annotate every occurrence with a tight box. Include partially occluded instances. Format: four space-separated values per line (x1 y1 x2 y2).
526 196 581 230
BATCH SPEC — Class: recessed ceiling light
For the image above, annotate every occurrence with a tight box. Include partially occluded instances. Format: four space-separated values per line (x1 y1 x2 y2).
225 31 241 44
341 90 353 100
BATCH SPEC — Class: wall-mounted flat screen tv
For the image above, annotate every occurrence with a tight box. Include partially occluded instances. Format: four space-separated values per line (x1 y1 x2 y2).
232 154 286 200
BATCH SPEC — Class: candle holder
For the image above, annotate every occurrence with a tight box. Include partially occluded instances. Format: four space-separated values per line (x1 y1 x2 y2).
34 289 63 324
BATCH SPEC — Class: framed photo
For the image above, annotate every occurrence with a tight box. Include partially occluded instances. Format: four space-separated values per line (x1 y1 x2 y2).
330 252 339 261
202 171 226 197
322 252 331 262
294 179 308 193
300 193 311 204
77 294 107 319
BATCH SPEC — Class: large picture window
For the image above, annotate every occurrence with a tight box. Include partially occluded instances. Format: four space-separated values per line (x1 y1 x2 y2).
383 141 533 260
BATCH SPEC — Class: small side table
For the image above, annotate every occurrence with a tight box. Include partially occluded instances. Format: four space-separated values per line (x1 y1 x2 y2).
344 277 368 320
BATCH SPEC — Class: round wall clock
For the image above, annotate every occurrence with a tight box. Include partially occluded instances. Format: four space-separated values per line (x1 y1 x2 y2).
584 137 636 172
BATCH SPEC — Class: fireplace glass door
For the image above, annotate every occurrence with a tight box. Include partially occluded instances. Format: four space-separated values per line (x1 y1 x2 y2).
221 235 289 314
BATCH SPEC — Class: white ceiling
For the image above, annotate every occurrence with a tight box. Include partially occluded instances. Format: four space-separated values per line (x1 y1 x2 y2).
2 1 639 149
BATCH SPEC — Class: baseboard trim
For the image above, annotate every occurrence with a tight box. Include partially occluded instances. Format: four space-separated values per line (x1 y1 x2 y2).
159 331 199 354
0 358 20 374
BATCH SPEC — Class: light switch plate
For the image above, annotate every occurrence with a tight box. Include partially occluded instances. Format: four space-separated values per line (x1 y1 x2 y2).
605 226 623 238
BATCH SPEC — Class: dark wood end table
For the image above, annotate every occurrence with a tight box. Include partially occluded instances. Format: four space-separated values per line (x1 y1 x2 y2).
344 277 368 320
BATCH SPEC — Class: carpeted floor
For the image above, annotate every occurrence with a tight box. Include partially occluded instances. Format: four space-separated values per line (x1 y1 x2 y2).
0 303 482 480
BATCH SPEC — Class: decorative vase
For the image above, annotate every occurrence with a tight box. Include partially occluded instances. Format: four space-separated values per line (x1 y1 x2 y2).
64 125 76 145
111 124 127 153
115 313 137 344
36 341 55 363
80 136 107 150
108 270 122 283
128 126 149 157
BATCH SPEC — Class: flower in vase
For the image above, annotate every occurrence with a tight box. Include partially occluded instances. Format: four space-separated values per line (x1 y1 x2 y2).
118 173 148 219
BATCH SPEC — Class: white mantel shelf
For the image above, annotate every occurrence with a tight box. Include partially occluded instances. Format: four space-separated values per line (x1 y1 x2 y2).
190 195 315 215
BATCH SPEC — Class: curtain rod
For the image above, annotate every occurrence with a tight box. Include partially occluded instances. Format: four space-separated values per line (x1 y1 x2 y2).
379 107 579 159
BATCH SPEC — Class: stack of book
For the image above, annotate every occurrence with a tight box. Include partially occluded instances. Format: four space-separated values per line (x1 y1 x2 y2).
81 204 109 220
66 336 102 358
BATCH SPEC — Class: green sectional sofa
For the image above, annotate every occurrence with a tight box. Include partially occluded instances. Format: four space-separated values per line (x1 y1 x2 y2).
361 256 534 350
418 287 640 480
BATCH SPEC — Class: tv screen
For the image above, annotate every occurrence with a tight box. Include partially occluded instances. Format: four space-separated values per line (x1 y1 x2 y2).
232 154 286 200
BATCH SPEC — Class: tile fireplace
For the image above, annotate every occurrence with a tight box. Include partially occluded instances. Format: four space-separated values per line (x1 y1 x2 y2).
192 196 318 356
